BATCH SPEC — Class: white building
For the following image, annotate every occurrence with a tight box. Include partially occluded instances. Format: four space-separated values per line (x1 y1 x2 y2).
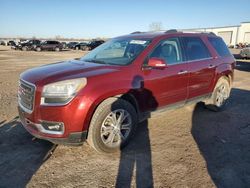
183 22 250 46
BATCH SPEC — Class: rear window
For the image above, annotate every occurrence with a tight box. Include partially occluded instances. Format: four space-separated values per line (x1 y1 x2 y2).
208 37 231 57
182 37 212 61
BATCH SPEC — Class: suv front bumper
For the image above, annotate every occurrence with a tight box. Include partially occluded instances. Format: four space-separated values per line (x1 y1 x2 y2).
18 106 87 145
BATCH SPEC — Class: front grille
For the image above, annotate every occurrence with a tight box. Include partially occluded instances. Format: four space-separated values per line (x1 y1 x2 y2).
18 80 35 113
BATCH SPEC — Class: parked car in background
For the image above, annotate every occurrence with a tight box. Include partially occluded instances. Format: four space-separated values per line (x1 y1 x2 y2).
61 42 67 49
66 42 79 49
74 40 105 51
7 40 16 46
74 42 89 50
84 40 105 50
18 31 235 153
240 47 250 59
0 41 6 46
35 40 63 51
15 40 41 51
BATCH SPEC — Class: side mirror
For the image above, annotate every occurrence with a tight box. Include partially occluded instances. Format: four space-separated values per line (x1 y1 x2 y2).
148 57 167 69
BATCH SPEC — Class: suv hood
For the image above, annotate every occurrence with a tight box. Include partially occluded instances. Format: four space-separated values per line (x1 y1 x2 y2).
21 59 121 85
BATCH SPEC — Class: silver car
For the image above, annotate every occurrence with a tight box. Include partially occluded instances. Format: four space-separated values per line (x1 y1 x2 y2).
240 47 250 58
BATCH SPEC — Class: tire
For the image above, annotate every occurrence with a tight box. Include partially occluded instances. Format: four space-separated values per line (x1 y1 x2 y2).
82 46 88 51
22 46 27 51
55 47 60 52
87 98 137 153
75 46 79 50
206 77 231 112
36 47 41 52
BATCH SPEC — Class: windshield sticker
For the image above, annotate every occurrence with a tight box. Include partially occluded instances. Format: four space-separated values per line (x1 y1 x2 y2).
129 40 147 45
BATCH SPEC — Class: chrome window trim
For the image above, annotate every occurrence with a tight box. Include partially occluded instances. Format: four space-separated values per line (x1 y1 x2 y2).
144 36 214 68
18 79 36 114
185 57 213 63
164 57 214 66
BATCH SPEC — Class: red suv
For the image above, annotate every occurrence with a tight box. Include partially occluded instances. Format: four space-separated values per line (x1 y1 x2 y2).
18 31 235 153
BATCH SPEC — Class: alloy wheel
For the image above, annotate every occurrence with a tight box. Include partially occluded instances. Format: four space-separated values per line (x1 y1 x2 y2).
100 109 132 148
215 83 229 107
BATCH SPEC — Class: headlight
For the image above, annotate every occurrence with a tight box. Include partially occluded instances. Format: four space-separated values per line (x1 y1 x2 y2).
41 78 87 105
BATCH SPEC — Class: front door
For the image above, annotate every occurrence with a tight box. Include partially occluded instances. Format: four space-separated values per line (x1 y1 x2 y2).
141 37 189 111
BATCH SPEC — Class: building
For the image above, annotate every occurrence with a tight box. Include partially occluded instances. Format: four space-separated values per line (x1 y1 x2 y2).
182 22 250 46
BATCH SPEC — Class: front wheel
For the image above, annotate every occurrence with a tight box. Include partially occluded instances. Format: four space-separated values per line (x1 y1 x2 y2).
22 46 27 51
206 77 231 112
87 98 137 153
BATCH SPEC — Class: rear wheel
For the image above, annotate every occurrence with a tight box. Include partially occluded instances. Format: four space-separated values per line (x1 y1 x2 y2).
36 47 41 52
87 98 137 153
55 47 60 52
206 77 231 112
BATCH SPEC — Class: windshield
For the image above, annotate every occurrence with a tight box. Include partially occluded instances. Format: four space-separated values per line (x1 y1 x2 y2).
80 38 151 65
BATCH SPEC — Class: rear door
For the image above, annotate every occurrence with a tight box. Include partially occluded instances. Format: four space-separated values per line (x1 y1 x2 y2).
181 36 215 99
42 41 50 50
49 41 57 50
142 37 189 111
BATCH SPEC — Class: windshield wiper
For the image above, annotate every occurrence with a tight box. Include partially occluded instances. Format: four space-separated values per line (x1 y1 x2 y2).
84 59 108 65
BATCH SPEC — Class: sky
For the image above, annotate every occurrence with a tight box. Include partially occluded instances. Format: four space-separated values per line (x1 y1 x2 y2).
0 0 250 39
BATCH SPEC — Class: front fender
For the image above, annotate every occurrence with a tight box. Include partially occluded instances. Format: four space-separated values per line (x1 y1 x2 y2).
80 78 134 131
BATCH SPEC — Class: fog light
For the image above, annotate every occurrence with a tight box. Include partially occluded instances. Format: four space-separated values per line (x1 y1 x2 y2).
40 121 64 135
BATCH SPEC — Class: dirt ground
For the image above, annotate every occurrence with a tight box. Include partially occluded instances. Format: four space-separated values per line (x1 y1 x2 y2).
0 46 250 188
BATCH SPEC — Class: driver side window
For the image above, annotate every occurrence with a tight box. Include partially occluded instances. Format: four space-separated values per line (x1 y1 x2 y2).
149 38 182 65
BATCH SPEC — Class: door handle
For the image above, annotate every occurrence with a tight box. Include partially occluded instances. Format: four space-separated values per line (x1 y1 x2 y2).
178 70 188 75
208 64 215 69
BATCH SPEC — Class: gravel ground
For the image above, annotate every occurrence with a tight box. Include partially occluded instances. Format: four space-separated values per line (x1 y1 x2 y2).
0 46 250 188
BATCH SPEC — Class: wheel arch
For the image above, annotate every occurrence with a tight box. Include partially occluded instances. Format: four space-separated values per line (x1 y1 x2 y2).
83 91 140 135
214 63 234 89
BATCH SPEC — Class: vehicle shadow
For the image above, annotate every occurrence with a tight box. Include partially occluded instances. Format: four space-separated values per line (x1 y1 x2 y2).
0 117 55 187
191 88 250 188
115 75 157 188
235 60 250 72
115 120 154 188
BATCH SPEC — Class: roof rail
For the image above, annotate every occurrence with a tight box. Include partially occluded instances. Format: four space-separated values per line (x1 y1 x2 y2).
165 29 178 33
200 32 217 36
180 30 217 36
208 32 216 36
130 31 143 34
130 30 217 36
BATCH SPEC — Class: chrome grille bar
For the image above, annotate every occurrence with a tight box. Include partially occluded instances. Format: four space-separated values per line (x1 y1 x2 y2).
18 79 36 113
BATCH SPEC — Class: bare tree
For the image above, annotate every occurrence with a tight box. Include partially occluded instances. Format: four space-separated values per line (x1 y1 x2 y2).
149 22 163 31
